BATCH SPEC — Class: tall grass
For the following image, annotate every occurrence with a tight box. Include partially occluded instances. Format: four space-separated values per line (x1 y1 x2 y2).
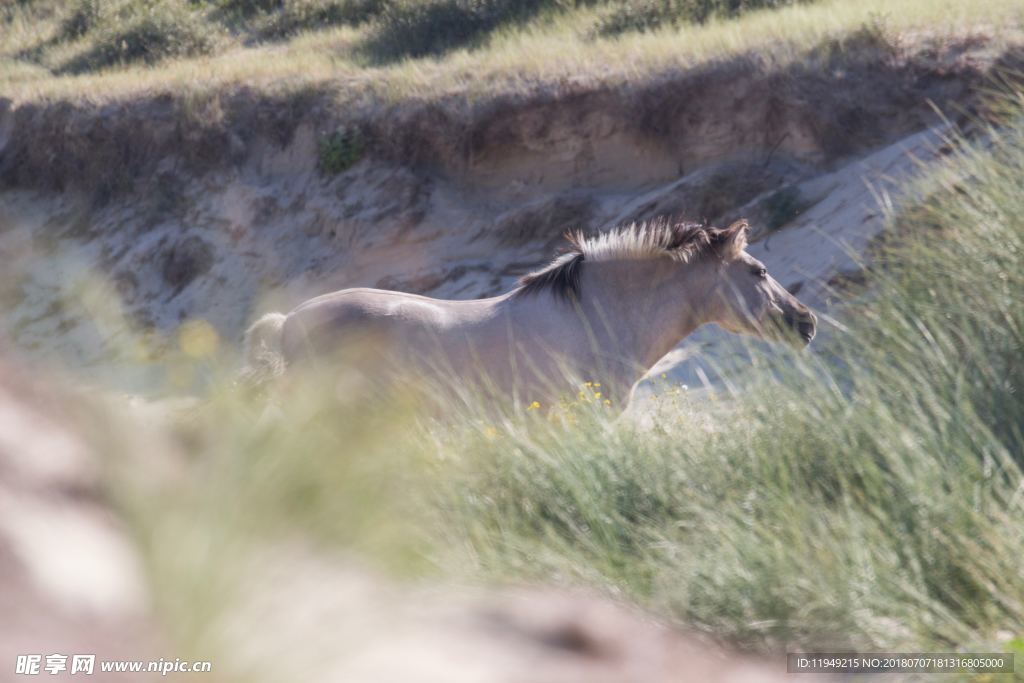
109 88 1024 672
420 96 1024 652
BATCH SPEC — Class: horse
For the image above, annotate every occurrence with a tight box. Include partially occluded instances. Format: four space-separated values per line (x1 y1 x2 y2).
240 218 816 411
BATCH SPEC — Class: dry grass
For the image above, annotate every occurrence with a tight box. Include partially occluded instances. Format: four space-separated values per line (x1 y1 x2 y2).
2 0 1022 107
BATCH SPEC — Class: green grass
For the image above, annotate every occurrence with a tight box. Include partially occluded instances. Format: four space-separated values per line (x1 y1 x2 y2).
317 126 366 174
426 101 1024 651
1 0 1021 101
594 0 812 36
9 0 814 72
254 0 387 38
59 1 222 73
451 97 1024 651
102 86 1024 672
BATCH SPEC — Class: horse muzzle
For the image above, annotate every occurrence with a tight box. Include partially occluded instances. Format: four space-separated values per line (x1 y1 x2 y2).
782 309 817 346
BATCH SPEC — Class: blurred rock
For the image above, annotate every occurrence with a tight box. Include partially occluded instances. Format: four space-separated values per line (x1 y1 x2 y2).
220 547 821 683
0 362 159 680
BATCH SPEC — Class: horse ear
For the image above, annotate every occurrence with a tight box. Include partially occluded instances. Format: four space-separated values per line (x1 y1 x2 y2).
718 220 749 259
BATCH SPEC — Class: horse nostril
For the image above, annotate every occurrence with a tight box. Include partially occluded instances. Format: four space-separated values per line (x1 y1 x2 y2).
782 309 816 342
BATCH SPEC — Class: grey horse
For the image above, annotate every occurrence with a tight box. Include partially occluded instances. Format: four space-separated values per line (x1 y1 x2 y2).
241 219 816 409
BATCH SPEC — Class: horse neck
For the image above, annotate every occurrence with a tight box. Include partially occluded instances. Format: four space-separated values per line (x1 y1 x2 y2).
577 257 714 372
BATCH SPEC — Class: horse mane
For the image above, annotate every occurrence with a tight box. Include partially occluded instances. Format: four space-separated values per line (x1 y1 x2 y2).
516 217 747 301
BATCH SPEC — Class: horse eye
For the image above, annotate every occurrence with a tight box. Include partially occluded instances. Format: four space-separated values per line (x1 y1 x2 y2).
754 268 767 279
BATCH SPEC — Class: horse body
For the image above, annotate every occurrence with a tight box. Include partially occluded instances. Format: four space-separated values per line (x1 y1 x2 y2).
242 219 817 409
276 285 648 405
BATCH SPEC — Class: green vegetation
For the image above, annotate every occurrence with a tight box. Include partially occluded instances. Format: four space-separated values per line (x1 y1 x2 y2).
317 126 366 174
595 0 810 36
60 1 221 73
361 0 547 61
255 0 386 38
359 0 608 61
421 105 1024 650
21 0 857 67
12 0 822 72
117 88 1024 664
59 0 106 40
1 0 1020 104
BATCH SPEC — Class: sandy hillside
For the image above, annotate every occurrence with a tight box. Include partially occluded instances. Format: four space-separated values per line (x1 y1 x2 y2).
1 23 1020 391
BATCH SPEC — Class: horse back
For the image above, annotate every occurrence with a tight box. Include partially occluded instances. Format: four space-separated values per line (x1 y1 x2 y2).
280 287 493 368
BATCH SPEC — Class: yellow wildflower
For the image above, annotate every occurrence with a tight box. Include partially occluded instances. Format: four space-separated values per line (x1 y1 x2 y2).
178 319 219 359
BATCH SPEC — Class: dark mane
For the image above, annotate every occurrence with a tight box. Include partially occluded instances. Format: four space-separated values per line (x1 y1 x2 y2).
516 250 586 302
514 217 744 301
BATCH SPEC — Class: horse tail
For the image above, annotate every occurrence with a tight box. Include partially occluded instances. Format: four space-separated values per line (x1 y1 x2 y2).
239 312 288 391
